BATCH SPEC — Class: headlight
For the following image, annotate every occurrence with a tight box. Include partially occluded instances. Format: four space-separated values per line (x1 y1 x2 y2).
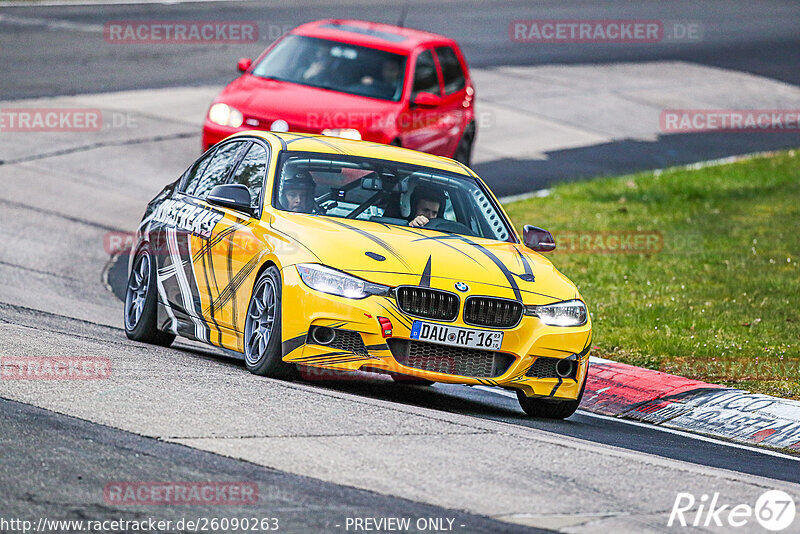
321 128 361 140
296 264 389 299
525 299 587 327
208 103 244 128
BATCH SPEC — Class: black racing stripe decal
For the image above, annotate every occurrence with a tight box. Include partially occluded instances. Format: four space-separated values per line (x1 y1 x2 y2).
226 228 236 337
198 242 223 345
548 378 564 397
204 253 262 318
581 335 592 353
514 248 535 282
393 226 487 268
192 222 250 263
205 236 223 339
292 351 353 362
419 256 432 287
453 236 522 301
309 356 375 365
281 334 306 357
325 219 413 270
272 133 288 151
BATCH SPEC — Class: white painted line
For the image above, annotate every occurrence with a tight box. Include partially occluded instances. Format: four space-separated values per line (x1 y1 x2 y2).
498 188 550 205
472 385 800 462
499 151 796 206
652 150 787 175
576 410 800 462
0 14 103 32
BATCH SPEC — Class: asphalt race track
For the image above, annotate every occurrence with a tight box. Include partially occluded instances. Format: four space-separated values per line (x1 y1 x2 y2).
1 1 799 532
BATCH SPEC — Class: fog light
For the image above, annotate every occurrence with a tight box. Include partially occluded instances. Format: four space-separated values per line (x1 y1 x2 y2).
311 326 335 345
555 359 574 378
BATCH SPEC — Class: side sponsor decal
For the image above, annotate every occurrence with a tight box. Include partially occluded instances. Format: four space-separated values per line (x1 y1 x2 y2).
151 198 222 239
160 227 208 340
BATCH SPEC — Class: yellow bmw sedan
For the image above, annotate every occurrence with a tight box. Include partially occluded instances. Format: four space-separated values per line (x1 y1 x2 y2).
124 131 592 418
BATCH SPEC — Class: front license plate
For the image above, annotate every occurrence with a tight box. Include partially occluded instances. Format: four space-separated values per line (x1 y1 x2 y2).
410 321 503 350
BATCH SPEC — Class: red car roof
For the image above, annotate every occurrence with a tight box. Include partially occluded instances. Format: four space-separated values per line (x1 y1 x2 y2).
291 19 456 54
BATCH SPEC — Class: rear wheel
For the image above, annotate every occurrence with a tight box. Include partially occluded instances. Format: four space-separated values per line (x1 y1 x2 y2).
453 123 475 166
516 374 587 419
124 246 175 347
244 266 297 378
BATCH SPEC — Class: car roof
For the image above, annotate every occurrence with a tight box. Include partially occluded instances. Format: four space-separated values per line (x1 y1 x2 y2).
291 19 457 54
231 131 474 176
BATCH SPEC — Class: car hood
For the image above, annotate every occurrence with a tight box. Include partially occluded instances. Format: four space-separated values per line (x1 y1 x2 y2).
272 214 579 304
217 75 396 129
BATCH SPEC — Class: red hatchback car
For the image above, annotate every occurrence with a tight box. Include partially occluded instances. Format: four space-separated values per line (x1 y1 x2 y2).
202 19 476 165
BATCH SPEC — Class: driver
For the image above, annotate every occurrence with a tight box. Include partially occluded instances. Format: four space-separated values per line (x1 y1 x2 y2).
408 186 445 228
280 171 316 213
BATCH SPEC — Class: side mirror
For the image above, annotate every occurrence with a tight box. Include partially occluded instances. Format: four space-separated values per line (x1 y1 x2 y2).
237 58 253 72
412 92 441 108
523 225 556 252
207 184 253 215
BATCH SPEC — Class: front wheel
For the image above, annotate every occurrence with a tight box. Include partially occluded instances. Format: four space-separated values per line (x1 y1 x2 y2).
124 246 175 347
516 374 587 419
244 266 297 378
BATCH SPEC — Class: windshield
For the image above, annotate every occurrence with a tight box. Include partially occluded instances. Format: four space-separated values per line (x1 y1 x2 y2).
272 153 515 242
252 35 406 102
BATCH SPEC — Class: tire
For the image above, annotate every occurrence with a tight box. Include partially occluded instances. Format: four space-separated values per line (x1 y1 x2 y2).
124 246 175 347
243 266 297 378
516 373 587 419
453 123 475 166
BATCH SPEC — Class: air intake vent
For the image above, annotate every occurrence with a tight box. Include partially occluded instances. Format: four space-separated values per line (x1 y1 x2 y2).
525 357 560 378
395 286 459 321
464 297 523 328
388 339 515 378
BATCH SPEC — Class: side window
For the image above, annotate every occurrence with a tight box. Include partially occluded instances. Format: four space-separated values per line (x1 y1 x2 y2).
229 143 268 210
435 46 465 94
180 151 214 194
189 141 247 199
412 49 440 96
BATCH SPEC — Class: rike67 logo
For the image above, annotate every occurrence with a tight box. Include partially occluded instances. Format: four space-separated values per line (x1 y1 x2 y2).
669 490 796 531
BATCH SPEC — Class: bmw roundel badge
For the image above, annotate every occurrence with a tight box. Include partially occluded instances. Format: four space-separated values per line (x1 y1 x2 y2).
454 282 469 292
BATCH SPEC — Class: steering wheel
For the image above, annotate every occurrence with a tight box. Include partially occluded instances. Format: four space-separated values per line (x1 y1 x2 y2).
422 218 477 237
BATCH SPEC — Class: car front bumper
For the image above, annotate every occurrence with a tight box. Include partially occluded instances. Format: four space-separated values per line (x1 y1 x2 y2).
280 266 591 401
